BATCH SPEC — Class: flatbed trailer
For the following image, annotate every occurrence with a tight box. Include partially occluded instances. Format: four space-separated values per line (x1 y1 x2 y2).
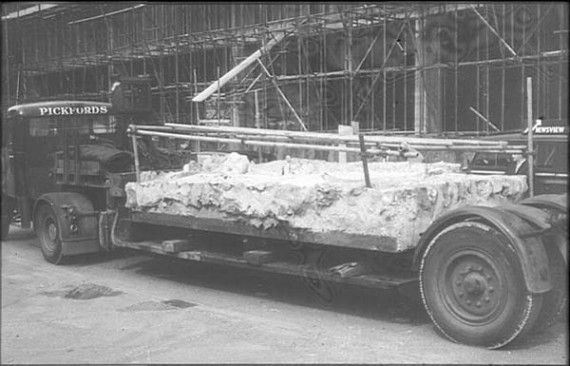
2 100 567 350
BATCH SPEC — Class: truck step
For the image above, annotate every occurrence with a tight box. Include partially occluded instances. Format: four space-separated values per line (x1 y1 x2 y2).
328 262 369 278
161 239 194 253
243 250 276 265
177 250 415 289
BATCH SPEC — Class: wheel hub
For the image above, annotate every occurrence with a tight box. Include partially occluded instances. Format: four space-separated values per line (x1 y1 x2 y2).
451 262 499 317
48 222 58 241
42 217 59 252
464 272 486 295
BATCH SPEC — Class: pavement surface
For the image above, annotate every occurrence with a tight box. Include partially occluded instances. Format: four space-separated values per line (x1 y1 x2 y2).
1 226 568 364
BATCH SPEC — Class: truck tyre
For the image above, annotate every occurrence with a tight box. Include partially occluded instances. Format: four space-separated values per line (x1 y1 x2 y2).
35 204 65 264
420 222 543 349
1 195 13 241
532 240 567 333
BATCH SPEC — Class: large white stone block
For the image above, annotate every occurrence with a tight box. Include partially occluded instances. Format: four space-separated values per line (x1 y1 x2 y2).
125 153 528 251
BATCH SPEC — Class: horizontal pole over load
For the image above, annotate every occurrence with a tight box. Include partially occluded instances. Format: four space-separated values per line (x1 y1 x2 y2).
129 125 525 154
133 123 525 153
132 128 396 155
162 124 510 147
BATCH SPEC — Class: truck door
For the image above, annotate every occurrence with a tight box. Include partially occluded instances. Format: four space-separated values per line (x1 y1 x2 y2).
1 114 16 198
27 116 60 197
9 114 34 227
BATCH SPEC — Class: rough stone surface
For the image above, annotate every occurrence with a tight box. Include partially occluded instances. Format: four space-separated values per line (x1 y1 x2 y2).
125 153 528 251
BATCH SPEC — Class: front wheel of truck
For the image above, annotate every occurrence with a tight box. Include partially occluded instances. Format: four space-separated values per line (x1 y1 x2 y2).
35 204 65 264
419 221 543 349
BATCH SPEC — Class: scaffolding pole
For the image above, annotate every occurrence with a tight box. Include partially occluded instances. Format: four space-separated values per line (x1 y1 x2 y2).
192 31 287 102
256 58 308 131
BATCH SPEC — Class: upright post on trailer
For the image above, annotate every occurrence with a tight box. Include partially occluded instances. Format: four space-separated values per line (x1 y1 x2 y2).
130 125 141 183
526 77 534 197
359 134 372 188
254 89 262 162
217 67 221 126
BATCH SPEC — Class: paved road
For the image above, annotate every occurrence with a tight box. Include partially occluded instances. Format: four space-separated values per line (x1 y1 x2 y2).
1 226 568 364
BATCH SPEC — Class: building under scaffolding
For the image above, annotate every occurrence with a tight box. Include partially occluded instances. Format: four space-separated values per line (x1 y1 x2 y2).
2 3 568 135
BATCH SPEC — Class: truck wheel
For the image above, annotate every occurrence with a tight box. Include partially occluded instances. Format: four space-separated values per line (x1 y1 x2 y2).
532 239 567 333
35 204 65 264
420 222 543 349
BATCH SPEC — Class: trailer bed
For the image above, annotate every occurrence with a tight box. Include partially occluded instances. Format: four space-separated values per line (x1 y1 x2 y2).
114 212 417 290
129 211 399 252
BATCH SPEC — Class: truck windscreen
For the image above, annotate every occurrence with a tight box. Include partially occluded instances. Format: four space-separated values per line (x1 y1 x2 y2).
29 115 116 137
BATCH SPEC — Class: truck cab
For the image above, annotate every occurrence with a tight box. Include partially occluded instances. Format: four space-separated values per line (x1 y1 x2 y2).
1 101 133 241
468 120 568 195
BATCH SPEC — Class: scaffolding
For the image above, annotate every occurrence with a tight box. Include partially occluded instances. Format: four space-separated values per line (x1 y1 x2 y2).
2 3 568 134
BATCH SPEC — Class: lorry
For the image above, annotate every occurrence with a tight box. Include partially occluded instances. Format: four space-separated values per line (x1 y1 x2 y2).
2 87 567 350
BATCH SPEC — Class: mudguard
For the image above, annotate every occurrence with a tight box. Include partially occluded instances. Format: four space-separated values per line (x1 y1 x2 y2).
413 205 551 294
520 194 568 265
520 193 568 212
33 193 100 256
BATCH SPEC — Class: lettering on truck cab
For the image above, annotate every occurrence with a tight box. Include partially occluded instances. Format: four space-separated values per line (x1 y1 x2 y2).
39 105 108 116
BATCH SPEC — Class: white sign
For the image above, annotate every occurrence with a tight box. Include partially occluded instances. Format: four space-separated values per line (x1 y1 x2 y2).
523 119 567 134
39 105 108 116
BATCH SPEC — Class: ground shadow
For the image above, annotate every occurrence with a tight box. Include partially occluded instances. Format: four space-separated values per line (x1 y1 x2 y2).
3 226 36 241
111 251 430 327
